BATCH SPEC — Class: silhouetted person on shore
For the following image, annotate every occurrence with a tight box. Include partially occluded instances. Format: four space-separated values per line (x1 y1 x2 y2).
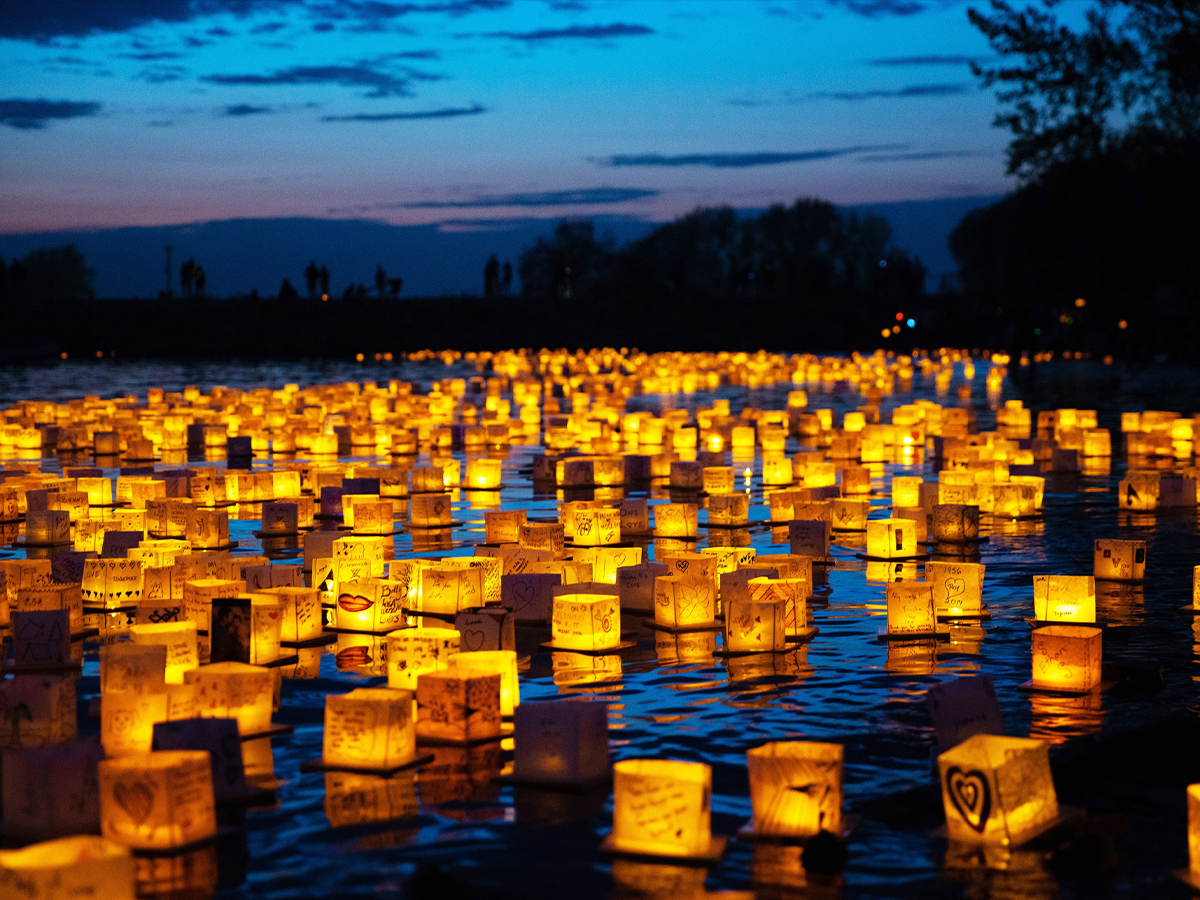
180 258 195 297
388 277 403 297
375 265 387 297
319 265 330 299
305 260 319 299
483 253 500 299
193 265 206 296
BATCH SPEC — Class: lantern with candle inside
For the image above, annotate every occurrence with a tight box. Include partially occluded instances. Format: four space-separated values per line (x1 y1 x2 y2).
1032 575 1096 623
454 606 515 652
573 507 621 547
99 750 216 850
511 699 609 788
483 508 526 544
25 510 70 545
181 578 242 635
762 456 793 486
333 534 387 577
654 503 698 538
707 493 749 526
608 760 715 858
724 584 787 652
129 621 198 684
348 499 395 535
1030 625 1102 692
702 467 734 495
182 507 229 549
892 476 923 508
2 741 104 840
1093 539 1146 583
989 483 1037 519
654 575 716 629
413 564 483 618
464 457 502 490
183 661 274 735
0 836 135 900
82 558 144 608
932 504 980 542
206 594 283 664
866 518 920 559
926 561 986 617
831 497 870 531
319 687 416 771
0 674 76 748
101 642 167 695
453 650 520 716
520 522 565 557
669 461 703 491
415 670 502 743
619 499 651 536
746 742 843 840
884 583 938 637
387 628 460 690
410 493 453 527
252 586 321 643
937 734 1059 846
551 591 621 651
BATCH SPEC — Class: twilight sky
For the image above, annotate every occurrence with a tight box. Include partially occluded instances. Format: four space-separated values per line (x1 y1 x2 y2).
0 0 1067 238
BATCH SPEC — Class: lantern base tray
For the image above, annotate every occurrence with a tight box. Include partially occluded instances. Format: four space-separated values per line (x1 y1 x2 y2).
701 521 752 530
831 525 867 533
931 804 1085 845
462 483 507 491
931 537 989 545
82 603 139 614
1017 679 1117 696
406 609 456 624
407 521 466 530
493 771 612 792
713 646 796 658
598 833 728 866
323 625 408 636
417 727 511 747
253 652 301 669
0 658 84 675
937 607 992 621
129 825 242 858
1180 605 1200 615
1025 618 1105 630
241 721 296 740
8 540 72 549
736 814 860 845
281 632 339 648
338 526 406 537
564 540 642 549
539 641 637 654
856 552 931 562
876 626 951 642
252 529 309 538
300 752 436 777
190 541 240 551
785 626 820 644
642 620 724 635
652 533 701 541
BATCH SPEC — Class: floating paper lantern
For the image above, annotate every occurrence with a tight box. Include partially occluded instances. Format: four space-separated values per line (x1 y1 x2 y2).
416 564 484 616
484 508 526 544
454 606 515 652
749 576 809 635
574 545 643 585
654 575 716 629
324 688 416 769
926 561 986 617
669 461 703 490
654 503 698 538
932 504 980 542
82 558 144 608
831 497 870 531
724 588 786 652
512 699 609 787
0 674 76 748
465 458 503 490
702 466 734 495
787 519 830 560
183 662 274 735
335 578 407 632
937 734 1058 846
520 522 566 557
866 518 919 559
501 572 559 621
415 670 502 743
1 741 103 840
840 466 872 495
747 742 843 838
181 578 243 634
611 760 712 857
886 583 937 636
99 750 216 850
386 628 461 691
762 457 793 486
100 643 166 694
129 621 198 684
410 493 453 527
892 476 923 508
552 591 621 651
707 493 749 526
616 562 669 613
1093 539 1146 582
100 691 171 757
1031 625 1102 692
453 650 520 715
25 510 70 545
573 507 621 547
252 586 321 642
1032 575 1096 623
0 836 134 900
620 499 651 536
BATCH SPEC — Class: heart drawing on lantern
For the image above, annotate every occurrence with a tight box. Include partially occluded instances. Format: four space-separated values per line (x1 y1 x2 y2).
510 580 535 612
943 577 966 601
113 778 156 826
945 766 990 833
463 628 487 651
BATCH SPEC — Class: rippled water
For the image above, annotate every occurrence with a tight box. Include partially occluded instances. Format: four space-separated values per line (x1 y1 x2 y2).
4 356 1200 899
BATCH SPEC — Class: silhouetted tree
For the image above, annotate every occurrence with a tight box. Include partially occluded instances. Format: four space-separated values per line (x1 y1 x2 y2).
318 265 330 298
483 253 500 299
0 256 6 301
375 265 387 297
387 277 403 297
193 265 206 296
501 260 513 295
180 258 195 297
5 245 93 301
279 277 299 301
519 221 615 301
304 260 320 299
342 283 368 302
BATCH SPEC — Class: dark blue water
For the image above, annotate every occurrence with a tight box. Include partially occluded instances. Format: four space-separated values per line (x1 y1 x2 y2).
4 355 1199 899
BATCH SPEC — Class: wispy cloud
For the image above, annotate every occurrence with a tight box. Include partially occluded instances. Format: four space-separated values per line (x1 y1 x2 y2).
826 0 928 18
402 187 658 207
812 83 967 101
119 50 182 61
322 103 487 122
593 147 904 168
0 1 281 42
855 149 992 162
0 98 101 130
202 62 441 98
482 23 653 42
868 54 979 66
223 103 273 117
137 65 187 84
